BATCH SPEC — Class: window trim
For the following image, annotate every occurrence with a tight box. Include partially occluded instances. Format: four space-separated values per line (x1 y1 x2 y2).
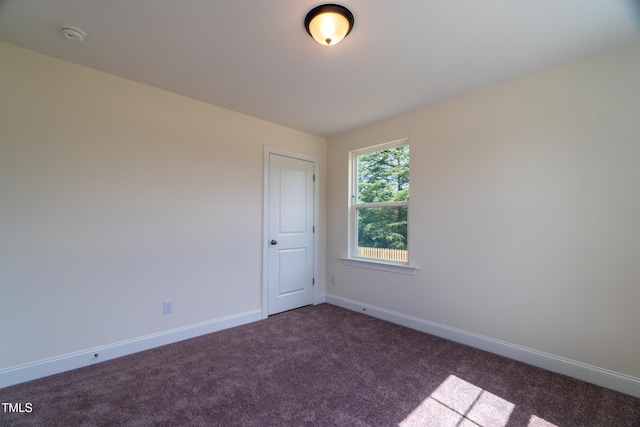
347 138 417 273
340 256 418 275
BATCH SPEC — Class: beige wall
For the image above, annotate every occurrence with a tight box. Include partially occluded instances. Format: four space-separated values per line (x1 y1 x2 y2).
327 44 640 378
0 41 326 369
2 36 639 387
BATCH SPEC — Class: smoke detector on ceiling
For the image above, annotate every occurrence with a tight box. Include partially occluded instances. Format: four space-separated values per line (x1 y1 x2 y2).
61 26 87 42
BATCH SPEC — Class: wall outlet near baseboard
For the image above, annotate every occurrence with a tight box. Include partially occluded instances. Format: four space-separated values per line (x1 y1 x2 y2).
163 300 173 315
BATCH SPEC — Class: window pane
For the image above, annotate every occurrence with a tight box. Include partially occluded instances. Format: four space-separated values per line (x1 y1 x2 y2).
357 145 409 203
357 206 408 261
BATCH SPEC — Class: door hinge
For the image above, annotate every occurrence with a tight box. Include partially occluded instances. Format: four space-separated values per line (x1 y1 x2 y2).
312 278 315 285
313 226 315 233
313 174 316 182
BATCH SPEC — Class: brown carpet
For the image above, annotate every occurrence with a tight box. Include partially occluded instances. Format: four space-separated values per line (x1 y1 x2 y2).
1 304 639 426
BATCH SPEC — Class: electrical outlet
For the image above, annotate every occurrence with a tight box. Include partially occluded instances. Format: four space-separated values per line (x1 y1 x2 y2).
163 300 173 315
331 275 337 286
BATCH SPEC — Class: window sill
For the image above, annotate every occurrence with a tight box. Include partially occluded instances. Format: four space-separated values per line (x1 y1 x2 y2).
340 257 418 276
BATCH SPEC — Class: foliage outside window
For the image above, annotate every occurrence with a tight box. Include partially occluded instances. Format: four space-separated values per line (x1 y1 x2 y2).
351 141 409 263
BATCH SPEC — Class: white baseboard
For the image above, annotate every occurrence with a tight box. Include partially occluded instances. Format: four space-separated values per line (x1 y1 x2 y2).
326 295 640 398
0 309 262 389
315 292 327 304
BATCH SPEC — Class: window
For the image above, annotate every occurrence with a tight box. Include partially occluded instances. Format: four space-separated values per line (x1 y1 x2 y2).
350 140 409 264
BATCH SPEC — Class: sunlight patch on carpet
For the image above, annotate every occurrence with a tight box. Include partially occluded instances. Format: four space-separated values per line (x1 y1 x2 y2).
400 374 515 426
528 414 559 427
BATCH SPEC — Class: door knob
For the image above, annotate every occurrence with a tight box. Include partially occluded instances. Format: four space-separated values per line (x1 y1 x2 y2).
270 240 278 245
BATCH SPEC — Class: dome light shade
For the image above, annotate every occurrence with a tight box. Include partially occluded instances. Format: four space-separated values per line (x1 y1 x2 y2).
305 4 354 46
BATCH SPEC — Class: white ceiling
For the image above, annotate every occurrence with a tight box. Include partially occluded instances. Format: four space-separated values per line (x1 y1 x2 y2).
1 0 639 138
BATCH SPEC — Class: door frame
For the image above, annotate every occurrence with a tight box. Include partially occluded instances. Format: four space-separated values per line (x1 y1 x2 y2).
262 145 319 319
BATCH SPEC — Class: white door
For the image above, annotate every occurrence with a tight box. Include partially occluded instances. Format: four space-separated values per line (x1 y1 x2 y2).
267 153 315 315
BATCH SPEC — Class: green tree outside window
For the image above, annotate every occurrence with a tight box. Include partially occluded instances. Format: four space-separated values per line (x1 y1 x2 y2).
354 144 409 260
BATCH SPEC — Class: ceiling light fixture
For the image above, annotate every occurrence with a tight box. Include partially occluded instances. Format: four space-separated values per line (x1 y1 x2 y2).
304 4 354 46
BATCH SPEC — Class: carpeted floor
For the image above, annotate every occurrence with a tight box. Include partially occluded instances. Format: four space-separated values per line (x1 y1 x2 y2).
1 304 639 426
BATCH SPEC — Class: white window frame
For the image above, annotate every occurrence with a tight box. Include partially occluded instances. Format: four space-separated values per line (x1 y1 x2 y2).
342 138 418 275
